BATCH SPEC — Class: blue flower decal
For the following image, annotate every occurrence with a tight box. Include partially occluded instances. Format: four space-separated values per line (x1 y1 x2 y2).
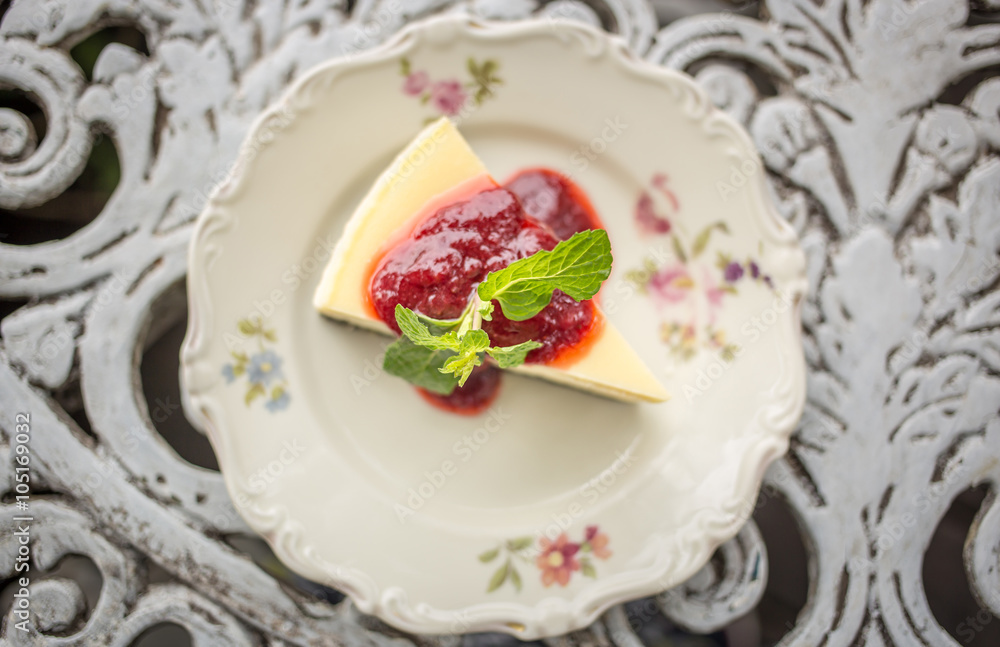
265 388 291 412
248 350 283 385
224 317 291 413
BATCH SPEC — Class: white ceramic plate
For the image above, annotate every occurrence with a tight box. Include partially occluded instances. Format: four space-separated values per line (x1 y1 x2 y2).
181 14 807 639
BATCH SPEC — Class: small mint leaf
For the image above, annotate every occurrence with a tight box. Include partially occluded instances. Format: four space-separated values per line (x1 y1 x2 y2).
477 229 612 321
415 310 464 329
440 329 489 386
486 340 542 368
395 305 461 351
383 336 460 395
460 329 490 354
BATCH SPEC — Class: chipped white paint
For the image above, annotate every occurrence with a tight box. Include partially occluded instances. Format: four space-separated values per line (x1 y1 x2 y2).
0 0 997 645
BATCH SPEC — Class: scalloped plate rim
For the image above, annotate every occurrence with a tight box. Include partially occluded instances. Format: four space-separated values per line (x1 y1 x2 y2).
180 13 807 639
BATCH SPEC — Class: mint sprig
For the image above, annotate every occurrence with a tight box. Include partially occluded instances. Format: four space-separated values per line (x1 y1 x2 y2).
382 229 613 394
477 229 612 321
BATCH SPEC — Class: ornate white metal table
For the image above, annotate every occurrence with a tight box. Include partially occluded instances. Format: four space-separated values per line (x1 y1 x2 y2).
1 0 998 645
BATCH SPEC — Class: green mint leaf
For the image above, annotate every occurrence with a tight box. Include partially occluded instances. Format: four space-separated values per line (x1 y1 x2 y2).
460 328 491 354
383 335 460 395
440 353 481 386
477 229 612 321
486 340 542 368
395 305 460 351
415 310 465 329
439 329 490 386
477 299 495 322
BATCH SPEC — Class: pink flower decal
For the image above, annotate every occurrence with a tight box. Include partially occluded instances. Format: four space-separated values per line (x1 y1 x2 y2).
635 173 679 235
536 533 581 587
584 525 612 560
402 70 429 96
636 191 672 234
429 80 467 116
701 267 726 312
398 57 502 119
626 172 778 363
647 263 695 304
479 526 612 593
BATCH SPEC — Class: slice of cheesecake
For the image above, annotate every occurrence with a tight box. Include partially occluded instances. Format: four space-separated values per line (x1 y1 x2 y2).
313 118 669 403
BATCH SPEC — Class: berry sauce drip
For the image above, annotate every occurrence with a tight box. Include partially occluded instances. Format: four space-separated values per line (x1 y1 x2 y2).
369 172 601 414
417 364 502 416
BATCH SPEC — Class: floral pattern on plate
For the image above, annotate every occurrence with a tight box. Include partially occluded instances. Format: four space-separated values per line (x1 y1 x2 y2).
479 525 611 592
625 173 775 361
399 56 502 119
222 317 291 412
